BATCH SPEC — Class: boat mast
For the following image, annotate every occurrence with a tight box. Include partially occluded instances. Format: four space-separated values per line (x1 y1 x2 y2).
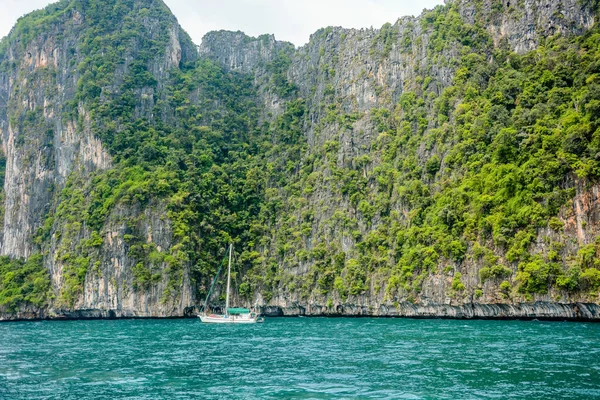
225 243 232 315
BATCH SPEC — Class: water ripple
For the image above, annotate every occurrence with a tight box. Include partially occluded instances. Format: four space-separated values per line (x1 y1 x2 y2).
0 318 599 399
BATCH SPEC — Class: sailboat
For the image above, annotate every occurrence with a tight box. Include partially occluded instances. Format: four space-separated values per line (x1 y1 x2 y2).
198 243 264 324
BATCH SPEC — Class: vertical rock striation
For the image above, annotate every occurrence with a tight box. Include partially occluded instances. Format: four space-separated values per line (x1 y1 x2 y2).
0 0 599 320
0 0 198 317
200 0 600 317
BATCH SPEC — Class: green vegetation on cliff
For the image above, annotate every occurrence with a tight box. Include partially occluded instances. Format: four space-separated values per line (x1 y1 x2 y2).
239 3 600 303
0 255 50 312
0 0 599 315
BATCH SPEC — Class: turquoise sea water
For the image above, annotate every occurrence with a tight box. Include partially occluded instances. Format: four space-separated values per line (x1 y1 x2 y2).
0 318 599 399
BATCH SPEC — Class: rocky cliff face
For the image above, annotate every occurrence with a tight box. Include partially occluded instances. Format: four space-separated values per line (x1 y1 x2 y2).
201 0 600 318
0 0 198 318
1 0 599 320
471 0 596 53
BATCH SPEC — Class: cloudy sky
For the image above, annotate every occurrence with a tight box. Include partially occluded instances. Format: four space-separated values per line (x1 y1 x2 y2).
0 0 444 47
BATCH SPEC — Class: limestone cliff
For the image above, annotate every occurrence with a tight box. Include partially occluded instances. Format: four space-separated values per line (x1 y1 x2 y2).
0 0 197 318
201 0 600 318
1 0 600 321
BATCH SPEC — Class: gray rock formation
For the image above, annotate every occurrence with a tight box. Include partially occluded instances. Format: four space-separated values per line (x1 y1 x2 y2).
261 301 600 321
0 0 599 320
199 0 600 319
0 0 197 318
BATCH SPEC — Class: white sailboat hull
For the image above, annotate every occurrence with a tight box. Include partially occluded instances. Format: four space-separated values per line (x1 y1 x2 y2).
200 244 265 324
198 313 264 324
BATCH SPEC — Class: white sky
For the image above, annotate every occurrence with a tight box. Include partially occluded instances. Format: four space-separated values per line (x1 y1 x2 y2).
0 0 444 47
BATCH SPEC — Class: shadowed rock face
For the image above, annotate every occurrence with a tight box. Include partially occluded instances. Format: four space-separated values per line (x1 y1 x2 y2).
199 31 293 75
3 301 598 321
260 301 600 321
0 0 599 320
